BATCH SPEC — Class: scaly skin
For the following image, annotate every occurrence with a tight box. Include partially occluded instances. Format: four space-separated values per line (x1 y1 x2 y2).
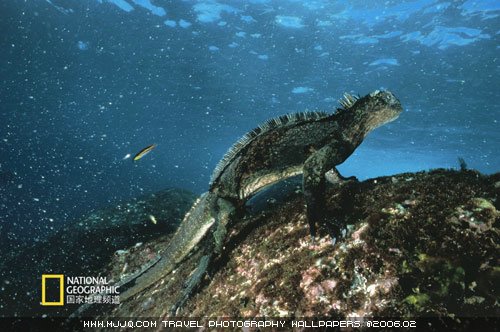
71 90 403 317
117 192 218 302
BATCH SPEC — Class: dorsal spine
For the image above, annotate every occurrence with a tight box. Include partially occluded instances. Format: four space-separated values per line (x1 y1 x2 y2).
209 111 330 185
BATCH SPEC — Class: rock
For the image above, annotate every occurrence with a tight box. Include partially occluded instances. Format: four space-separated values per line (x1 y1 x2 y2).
99 169 498 326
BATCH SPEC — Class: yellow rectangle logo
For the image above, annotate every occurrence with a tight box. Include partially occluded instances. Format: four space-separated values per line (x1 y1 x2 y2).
41 274 64 306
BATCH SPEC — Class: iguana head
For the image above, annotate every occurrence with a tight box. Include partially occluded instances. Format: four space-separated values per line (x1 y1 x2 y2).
356 90 403 132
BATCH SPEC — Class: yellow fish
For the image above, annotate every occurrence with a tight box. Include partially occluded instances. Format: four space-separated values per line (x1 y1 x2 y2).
133 144 156 161
148 214 157 225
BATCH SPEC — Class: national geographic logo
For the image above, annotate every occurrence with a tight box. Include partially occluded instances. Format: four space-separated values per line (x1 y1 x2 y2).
41 275 120 306
41 274 64 306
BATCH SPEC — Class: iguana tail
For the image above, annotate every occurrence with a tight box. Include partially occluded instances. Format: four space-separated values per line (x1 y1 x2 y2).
70 192 219 317
118 191 218 303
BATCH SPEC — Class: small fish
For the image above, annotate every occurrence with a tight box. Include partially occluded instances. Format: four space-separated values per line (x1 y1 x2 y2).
122 153 131 160
133 144 156 161
148 214 157 225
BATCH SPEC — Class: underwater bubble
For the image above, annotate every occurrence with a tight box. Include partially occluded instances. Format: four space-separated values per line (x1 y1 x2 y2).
275 15 305 28
178 19 191 28
77 41 89 51
164 20 176 28
292 86 314 94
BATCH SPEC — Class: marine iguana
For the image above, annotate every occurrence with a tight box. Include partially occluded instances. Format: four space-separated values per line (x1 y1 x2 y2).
71 90 402 317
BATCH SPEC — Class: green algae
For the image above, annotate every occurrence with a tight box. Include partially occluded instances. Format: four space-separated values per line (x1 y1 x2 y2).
404 293 430 310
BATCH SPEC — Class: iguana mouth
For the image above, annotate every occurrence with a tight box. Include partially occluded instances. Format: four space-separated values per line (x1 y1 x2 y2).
384 91 402 109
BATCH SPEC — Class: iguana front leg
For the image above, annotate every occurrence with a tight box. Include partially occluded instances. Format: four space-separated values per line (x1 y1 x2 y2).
170 196 236 315
303 143 352 240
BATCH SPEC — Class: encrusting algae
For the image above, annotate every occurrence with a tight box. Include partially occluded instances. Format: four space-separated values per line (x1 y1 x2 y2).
93 168 498 328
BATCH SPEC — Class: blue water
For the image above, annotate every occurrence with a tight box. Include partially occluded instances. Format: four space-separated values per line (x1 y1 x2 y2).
0 0 498 246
